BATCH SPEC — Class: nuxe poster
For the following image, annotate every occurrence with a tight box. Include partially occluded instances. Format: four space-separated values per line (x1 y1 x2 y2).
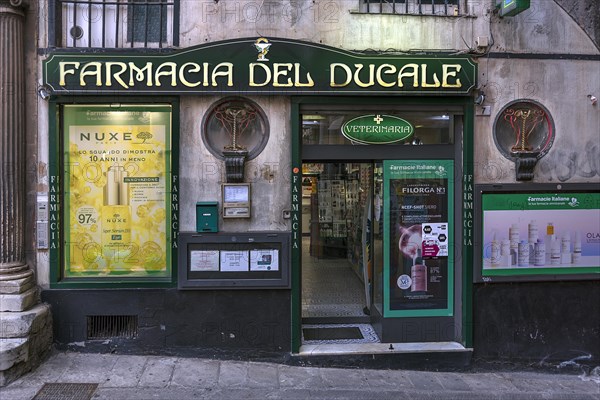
63 105 172 277
383 160 454 317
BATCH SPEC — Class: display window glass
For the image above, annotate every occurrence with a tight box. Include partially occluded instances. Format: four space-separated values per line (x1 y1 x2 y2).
59 104 173 280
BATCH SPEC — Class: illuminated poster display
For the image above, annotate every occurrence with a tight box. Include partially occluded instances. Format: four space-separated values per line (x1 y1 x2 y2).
383 160 454 317
481 192 600 279
63 105 172 278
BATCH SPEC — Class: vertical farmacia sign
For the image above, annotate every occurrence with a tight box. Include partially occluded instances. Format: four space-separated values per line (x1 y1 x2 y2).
63 105 172 278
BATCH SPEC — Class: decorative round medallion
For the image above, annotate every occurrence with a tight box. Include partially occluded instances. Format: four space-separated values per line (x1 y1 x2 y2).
201 97 269 161
493 99 555 161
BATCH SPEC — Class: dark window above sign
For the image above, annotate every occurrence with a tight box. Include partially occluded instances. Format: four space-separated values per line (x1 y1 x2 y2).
301 106 460 146
50 0 179 49
361 0 461 16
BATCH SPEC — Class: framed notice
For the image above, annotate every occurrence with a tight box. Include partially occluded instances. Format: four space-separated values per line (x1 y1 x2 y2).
190 251 219 272
250 249 279 271
475 185 600 283
383 160 454 317
59 105 173 280
220 250 249 271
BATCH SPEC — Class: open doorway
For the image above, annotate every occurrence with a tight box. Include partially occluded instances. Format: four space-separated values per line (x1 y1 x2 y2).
301 163 380 343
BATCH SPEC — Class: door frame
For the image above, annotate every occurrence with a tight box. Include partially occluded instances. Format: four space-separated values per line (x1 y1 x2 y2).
290 96 475 352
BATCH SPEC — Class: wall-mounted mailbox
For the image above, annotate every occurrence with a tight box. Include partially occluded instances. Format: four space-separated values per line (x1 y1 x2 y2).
196 202 218 232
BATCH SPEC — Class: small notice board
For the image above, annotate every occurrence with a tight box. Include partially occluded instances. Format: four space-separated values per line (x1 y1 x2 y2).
178 231 290 289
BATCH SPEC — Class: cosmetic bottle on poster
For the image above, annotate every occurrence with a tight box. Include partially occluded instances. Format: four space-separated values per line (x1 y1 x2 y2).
534 239 546 266
500 239 512 267
550 237 561 265
411 254 427 292
528 220 538 264
545 223 554 263
102 164 131 259
490 232 500 268
509 224 520 266
518 240 529 267
561 232 571 264
572 231 582 264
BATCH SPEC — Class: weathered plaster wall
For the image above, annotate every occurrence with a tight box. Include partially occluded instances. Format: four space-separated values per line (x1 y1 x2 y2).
475 58 600 183
474 1 600 184
179 0 487 52
179 96 291 232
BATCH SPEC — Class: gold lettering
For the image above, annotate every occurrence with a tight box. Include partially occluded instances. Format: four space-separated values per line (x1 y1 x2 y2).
442 64 462 87
420 64 440 88
80 62 102 87
154 62 178 87
129 62 153 87
353 64 375 88
330 63 352 87
105 62 128 88
273 63 293 87
212 62 233 87
398 64 418 88
249 63 271 87
179 62 201 87
294 63 314 87
376 63 396 88
203 63 209 87
59 62 80 86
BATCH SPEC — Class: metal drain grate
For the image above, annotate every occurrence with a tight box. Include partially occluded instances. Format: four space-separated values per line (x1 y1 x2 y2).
87 315 138 340
33 383 98 400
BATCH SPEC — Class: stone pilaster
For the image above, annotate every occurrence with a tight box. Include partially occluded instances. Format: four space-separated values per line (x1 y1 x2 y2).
0 0 53 387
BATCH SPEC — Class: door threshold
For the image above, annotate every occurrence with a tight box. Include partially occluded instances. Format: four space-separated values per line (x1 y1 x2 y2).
291 342 473 370
298 341 470 356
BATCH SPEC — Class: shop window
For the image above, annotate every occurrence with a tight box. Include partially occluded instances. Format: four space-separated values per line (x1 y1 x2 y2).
51 0 179 48
51 104 176 283
361 0 461 16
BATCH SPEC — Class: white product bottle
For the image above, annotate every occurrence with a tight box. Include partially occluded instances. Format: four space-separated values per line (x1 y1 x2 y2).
501 239 512 267
561 232 571 264
550 237 561 265
572 231 582 264
534 239 546 266
528 220 539 264
411 257 427 292
545 223 554 263
491 232 500 268
518 240 529 267
509 224 520 266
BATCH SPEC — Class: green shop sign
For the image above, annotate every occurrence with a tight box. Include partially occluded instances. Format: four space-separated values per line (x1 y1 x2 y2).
342 114 414 144
43 37 477 96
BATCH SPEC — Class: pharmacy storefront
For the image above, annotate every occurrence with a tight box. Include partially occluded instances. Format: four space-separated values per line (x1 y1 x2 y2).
41 38 479 360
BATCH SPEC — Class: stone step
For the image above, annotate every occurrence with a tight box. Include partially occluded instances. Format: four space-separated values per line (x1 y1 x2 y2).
0 338 28 371
0 287 38 312
0 303 52 338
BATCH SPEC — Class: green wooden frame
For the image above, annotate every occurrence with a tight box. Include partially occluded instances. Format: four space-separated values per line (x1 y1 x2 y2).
290 96 474 352
48 96 180 289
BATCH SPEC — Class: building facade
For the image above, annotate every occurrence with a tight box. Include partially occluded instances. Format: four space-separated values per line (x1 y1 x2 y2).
1 0 599 383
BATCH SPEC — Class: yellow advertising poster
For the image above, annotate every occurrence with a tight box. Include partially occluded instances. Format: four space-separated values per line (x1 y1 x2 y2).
63 105 172 278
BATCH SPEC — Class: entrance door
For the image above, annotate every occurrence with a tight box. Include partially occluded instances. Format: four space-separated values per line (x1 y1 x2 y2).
295 101 465 347
301 163 373 322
